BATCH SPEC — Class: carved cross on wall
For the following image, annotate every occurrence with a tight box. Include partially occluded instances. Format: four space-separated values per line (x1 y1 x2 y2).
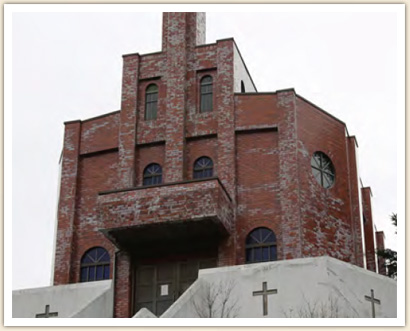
364 289 381 318
35 305 58 318
252 281 278 316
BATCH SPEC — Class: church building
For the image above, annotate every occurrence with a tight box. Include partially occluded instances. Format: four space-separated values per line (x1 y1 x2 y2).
14 12 394 319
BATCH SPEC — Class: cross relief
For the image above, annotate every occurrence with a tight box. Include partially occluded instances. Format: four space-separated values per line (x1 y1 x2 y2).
252 281 278 316
35 304 58 318
364 289 381 318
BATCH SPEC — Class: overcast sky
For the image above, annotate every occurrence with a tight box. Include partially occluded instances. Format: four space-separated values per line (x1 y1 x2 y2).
9 5 404 290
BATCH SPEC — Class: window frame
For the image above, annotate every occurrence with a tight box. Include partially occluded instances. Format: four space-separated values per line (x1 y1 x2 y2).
80 247 110 282
193 156 214 179
145 84 159 120
199 75 213 113
143 163 163 186
311 151 335 189
245 227 277 264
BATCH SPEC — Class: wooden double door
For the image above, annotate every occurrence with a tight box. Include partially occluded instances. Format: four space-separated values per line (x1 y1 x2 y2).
133 259 216 316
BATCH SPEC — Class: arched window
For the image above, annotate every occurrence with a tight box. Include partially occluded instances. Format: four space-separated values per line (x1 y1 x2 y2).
143 163 162 186
80 247 110 282
245 227 277 263
145 84 158 120
193 156 213 179
241 80 246 93
200 76 213 112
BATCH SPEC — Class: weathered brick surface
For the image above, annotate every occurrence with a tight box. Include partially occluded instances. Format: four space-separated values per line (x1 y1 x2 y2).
347 136 364 267
80 112 119 155
277 90 302 260
54 121 81 285
136 143 165 186
53 12 376 316
235 130 280 264
118 54 140 188
185 136 218 180
375 231 386 276
114 251 131 318
98 179 233 233
70 152 119 282
296 97 358 264
362 187 376 272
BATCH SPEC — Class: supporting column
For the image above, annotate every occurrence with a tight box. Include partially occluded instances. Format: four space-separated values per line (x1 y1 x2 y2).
118 54 140 188
163 13 194 182
347 136 364 267
277 89 303 260
362 186 377 272
54 120 81 285
114 251 132 318
216 39 236 266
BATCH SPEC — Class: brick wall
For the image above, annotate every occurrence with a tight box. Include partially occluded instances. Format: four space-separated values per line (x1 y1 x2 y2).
375 231 386 276
53 12 374 316
362 187 376 272
296 96 357 264
235 130 280 264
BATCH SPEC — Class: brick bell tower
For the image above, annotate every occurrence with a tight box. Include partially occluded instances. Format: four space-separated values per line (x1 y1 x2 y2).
54 12 238 318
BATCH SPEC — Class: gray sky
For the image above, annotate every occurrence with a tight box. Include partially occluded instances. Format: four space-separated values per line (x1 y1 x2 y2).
10 5 403 290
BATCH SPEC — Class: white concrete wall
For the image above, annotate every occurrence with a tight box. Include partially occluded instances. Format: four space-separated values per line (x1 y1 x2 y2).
233 43 257 93
161 256 396 318
12 280 113 318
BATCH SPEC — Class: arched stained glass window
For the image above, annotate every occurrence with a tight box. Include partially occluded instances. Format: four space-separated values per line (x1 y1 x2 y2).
311 151 335 189
193 157 213 179
245 227 277 263
80 247 110 282
200 76 213 112
145 84 158 120
143 163 162 186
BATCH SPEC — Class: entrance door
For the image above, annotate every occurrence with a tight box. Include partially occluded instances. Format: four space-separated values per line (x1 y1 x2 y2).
134 259 216 316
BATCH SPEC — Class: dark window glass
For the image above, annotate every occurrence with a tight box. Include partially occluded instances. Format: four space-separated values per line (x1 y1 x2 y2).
89 266 95 281
143 163 162 186
104 265 110 279
145 84 158 120
311 151 335 189
200 76 213 112
245 227 277 264
80 267 88 282
80 247 110 282
193 157 213 179
96 265 104 280
241 80 245 93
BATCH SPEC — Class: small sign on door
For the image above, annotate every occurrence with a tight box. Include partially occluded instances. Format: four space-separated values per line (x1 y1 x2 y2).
160 284 169 296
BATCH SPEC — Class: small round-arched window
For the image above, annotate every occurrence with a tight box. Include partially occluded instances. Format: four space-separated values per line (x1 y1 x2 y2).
311 151 335 189
143 163 162 186
193 156 213 179
245 227 277 263
80 247 110 282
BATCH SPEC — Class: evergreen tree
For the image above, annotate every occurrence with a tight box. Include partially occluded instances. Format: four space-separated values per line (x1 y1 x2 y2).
377 213 397 279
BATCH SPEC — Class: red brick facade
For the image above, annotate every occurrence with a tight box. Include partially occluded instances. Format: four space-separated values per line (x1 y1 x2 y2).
53 12 382 317
376 231 386 276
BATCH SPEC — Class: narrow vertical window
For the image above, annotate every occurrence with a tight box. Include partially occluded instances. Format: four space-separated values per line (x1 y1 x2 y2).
200 76 213 112
145 84 158 120
241 80 246 93
193 157 213 179
143 163 162 186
